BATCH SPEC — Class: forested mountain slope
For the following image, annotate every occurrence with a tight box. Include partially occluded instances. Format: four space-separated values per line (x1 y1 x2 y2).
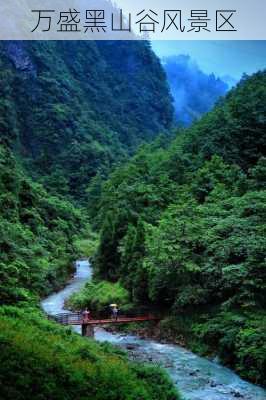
163 55 228 126
93 71 266 386
0 39 174 301
0 143 86 305
0 41 173 199
0 36 265 395
0 40 180 400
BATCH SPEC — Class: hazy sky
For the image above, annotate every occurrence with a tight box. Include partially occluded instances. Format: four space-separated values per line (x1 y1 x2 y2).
152 41 266 80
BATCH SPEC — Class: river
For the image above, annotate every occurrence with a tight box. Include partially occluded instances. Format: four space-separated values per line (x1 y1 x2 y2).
41 260 266 400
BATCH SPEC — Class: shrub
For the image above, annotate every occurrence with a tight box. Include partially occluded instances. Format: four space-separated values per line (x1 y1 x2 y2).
67 280 131 313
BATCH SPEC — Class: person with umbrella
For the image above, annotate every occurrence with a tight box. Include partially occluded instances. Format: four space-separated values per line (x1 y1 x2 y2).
110 304 119 320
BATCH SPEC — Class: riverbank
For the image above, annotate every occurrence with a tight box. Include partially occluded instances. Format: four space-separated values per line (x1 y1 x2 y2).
66 270 266 388
58 261 266 399
0 305 179 400
94 325 266 400
103 309 266 389
0 258 180 400
104 320 187 347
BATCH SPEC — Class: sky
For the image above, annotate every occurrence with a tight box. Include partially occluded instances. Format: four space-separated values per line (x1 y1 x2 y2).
152 41 266 81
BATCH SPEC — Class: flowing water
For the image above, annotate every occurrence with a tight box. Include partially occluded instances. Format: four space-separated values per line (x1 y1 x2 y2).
41 260 266 400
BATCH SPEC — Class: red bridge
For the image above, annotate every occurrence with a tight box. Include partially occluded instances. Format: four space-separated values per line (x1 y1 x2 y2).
49 312 159 336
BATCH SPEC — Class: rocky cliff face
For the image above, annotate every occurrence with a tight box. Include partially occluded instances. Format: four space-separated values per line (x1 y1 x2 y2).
5 42 36 75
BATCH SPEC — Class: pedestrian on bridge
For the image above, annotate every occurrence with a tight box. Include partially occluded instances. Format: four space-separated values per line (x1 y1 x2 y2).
83 308 91 323
110 304 119 320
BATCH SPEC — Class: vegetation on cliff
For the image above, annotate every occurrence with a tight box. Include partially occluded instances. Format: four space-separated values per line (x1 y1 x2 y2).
0 41 173 200
93 71 266 386
0 40 179 399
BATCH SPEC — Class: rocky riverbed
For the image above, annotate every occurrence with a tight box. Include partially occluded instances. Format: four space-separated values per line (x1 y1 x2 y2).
42 260 266 400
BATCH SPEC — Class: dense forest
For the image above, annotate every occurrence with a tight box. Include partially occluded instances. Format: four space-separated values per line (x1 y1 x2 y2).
0 143 87 305
91 71 266 386
0 40 179 400
0 41 173 199
0 37 265 397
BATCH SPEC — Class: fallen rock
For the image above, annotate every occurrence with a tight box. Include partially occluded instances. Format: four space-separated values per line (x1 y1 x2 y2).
189 371 197 376
126 344 137 350
230 389 244 398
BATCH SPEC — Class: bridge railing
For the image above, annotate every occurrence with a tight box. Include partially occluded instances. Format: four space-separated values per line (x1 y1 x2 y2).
47 310 158 325
48 312 83 325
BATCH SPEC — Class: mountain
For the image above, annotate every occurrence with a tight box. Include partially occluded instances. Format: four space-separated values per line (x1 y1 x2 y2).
0 38 176 306
94 71 266 386
0 143 86 304
1 36 265 395
163 55 229 126
0 41 173 199
0 40 179 400
0 39 175 303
